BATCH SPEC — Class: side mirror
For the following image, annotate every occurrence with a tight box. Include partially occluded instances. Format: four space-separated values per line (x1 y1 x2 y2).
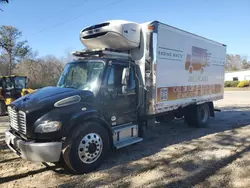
122 68 129 85
122 68 130 94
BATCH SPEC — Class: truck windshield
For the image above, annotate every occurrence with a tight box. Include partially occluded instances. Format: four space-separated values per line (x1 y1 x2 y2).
15 77 26 89
57 61 104 92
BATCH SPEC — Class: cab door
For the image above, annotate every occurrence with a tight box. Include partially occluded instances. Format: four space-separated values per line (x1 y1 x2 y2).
101 61 137 126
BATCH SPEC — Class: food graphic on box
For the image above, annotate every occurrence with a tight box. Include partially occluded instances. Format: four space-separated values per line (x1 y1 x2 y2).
185 46 209 74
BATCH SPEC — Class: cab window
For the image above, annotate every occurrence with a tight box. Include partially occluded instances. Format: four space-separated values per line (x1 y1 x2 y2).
107 63 136 94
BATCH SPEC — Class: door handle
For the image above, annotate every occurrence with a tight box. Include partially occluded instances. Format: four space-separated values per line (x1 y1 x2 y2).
112 93 117 100
124 110 136 114
106 88 117 99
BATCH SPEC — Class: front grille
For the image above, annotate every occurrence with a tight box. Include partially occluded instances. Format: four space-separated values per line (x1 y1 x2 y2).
82 32 108 39
8 106 26 134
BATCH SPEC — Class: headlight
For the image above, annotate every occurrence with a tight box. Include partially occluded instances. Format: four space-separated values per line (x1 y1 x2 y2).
35 121 61 133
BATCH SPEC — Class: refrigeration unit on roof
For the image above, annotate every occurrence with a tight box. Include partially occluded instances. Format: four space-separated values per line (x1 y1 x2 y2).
80 20 141 51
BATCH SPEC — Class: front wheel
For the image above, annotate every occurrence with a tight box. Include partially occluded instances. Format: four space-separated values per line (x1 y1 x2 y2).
62 122 110 174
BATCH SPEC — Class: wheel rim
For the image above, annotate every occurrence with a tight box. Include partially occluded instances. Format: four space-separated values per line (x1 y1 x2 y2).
200 105 209 123
78 133 103 164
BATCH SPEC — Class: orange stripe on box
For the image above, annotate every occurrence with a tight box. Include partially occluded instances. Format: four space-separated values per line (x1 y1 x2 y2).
157 84 223 102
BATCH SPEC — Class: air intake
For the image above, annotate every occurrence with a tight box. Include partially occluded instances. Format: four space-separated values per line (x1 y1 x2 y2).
82 32 108 39
81 22 110 32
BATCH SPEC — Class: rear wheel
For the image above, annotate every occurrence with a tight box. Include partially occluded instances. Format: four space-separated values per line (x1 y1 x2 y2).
185 103 210 128
62 122 109 174
0 101 6 116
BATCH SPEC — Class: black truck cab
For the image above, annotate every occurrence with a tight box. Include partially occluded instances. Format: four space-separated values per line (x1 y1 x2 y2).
56 57 141 130
5 52 145 174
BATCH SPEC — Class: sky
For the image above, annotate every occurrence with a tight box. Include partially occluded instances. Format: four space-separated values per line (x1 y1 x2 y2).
0 0 249 59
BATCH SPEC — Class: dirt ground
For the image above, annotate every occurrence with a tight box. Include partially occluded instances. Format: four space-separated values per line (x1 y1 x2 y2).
1 91 250 188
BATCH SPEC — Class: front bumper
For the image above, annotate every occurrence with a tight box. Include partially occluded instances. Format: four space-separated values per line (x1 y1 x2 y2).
5 130 62 162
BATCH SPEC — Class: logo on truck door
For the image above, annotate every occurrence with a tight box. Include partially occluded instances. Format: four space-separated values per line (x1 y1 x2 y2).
185 46 210 74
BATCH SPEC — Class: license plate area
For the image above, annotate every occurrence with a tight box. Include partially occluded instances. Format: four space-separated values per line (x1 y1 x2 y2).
5 131 21 155
6 131 16 145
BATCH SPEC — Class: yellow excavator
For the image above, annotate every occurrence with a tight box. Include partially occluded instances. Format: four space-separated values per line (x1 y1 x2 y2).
0 75 34 115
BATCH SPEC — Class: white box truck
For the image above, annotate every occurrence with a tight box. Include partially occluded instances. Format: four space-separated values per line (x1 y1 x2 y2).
5 20 226 173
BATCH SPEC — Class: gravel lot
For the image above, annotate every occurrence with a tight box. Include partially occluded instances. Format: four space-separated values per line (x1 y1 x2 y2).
1 91 250 188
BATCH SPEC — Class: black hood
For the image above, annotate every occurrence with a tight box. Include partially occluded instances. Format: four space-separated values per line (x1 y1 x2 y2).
11 86 94 113
9 86 96 139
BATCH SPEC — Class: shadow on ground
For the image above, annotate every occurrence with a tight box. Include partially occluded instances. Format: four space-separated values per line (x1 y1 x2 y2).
58 107 250 187
1 106 250 187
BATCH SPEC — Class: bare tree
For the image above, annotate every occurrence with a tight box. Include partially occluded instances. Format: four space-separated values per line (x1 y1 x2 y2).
14 55 64 88
0 25 31 75
61 50 75 64
0 0 9 11
242 59 250 69
226 54 243 71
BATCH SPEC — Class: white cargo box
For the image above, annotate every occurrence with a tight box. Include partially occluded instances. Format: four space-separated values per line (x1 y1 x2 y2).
80 20 141 50
153 22 226 113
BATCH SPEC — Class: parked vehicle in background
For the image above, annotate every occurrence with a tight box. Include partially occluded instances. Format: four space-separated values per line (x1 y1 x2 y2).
5 20 226 173
0 75 33 115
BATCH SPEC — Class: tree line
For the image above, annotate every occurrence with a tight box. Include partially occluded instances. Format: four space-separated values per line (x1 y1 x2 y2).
225 54 250 71
0 25 73 89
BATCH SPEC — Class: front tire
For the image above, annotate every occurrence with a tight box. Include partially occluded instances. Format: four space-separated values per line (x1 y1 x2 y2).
62 122 109 174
